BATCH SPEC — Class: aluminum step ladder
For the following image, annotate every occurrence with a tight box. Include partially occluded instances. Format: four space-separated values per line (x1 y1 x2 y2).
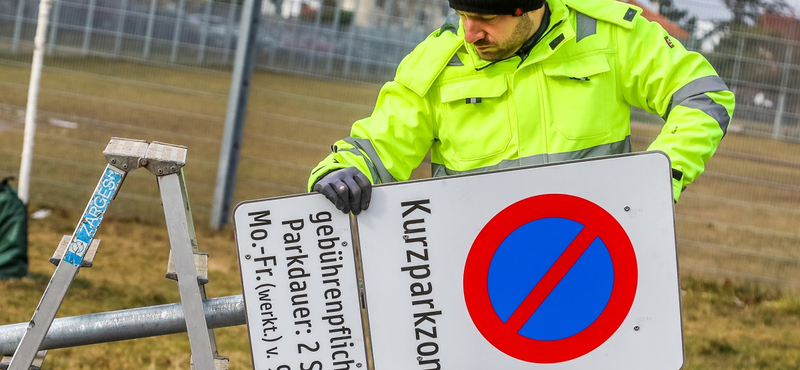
4 138 227 370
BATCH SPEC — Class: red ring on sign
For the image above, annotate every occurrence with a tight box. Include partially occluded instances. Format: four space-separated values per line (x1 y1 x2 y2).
463 194 638 363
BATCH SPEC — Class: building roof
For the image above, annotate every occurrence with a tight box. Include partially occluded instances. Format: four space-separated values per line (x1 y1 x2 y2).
620 0 691 39
759 11 800 41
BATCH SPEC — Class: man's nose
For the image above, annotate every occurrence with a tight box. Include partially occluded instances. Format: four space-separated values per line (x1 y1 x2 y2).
463 19 486 44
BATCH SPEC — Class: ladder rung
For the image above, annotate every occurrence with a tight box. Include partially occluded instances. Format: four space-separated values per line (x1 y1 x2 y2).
50 236 101 268
190 356 229 370
1 351 47 370
165 251 209 285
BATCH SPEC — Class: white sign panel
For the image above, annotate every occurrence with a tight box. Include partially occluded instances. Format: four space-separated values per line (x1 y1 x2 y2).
234 151 683 370
357 152 682 369
234 196 369 370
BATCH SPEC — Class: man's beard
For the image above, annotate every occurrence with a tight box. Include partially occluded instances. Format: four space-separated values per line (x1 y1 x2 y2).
474 15 535 61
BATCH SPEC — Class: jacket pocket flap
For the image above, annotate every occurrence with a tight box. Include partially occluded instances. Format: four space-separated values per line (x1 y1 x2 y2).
542 55 610 78
440 75 508 103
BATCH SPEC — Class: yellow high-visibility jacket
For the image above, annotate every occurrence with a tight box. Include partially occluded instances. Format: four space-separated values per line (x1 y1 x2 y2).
309 0 735 201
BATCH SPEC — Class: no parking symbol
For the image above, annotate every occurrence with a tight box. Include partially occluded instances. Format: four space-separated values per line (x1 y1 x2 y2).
463 194 639 364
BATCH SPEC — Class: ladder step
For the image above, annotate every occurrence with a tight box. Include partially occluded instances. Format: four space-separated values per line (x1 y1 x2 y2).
50 236 101 268
144 142 187 175
103 137 148 172
165 251 209 285
190 356 229 370
1 351 47 370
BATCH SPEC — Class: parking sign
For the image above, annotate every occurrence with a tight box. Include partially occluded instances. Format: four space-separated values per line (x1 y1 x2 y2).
234 151 684 370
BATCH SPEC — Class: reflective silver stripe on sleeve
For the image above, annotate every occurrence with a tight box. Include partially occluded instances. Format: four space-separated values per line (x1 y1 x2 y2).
667 76 731 135
576 13 597 42
339 148 380 183
342 137 397 184
431 137 631 177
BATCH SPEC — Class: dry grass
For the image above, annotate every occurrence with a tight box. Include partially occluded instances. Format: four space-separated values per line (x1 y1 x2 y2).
0 211 253 369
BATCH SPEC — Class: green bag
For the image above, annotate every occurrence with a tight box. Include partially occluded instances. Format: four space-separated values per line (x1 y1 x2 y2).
0 177 28 279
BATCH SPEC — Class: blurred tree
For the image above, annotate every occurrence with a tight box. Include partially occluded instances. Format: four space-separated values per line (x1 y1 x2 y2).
658 0 697 33
708 0 800 126
722 0 792 26
705 0 792 75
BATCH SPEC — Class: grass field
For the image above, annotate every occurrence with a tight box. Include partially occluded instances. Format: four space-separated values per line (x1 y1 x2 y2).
0 56 797 286
0 56 799 368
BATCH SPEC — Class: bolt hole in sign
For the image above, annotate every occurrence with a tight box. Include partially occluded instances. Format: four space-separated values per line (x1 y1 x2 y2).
463 194 638 363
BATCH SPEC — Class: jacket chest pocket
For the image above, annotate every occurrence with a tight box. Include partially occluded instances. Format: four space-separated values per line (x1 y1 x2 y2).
439 75 512 162
542 55 614 140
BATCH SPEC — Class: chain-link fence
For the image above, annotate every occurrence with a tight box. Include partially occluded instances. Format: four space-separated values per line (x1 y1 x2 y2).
0 0 798 289
0 0 446 79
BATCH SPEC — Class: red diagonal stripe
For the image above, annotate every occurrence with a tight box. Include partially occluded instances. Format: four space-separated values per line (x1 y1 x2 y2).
505 226 598 332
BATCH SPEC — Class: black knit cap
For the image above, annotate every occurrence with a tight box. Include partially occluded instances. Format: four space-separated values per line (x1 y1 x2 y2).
448 0 546 16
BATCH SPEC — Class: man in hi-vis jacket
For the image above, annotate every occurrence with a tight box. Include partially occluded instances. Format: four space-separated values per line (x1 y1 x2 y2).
309 0 735 214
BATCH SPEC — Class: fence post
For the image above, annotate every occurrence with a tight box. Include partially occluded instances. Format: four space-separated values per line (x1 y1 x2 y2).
210 0 263 230
222 0 237 64
306 0 325 71
144 0 157 59
384 0 395 28
265 8 278 69
196 0 213 64
324 0 343 75
343 0 360 77
170 0 186 63
773 44 793 139
287 2 301 69
46 0 61 55
113 0 129 57
729 35 745 97
81 0 97 56
11 0 26 54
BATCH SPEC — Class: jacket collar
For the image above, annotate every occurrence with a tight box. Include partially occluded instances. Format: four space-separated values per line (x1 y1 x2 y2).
461 0 576 69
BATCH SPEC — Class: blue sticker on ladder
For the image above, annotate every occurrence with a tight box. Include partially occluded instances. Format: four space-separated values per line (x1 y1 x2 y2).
63 168 122 266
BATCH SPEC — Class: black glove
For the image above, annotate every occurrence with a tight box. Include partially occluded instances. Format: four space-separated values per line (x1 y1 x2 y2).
313 167 372 215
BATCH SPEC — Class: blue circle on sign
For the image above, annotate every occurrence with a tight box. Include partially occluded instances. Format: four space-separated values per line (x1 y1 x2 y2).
464 194 639 364
487 217 614 340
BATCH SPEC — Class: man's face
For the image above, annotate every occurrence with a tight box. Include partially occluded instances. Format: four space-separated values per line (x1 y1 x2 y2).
457 11 538 61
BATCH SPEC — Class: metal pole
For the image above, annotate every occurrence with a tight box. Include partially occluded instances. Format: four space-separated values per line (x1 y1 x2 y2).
384 0 395 28
11 0 25 54
222 1 237 64
773 44 793 139
287 0 301 69
325 0 343 74
0 295 245 356
46 0 61 55
306 0 324 71
113 0 129 57
196 0 212 64
170 0 186 63
343 0 360 77
210 0 263 230
729 35 745 97
81 0 96 56
17 0 53 205
143 0 157 59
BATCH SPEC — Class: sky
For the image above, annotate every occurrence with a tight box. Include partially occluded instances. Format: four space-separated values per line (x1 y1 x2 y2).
786 0 800 14
642 0 800 21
